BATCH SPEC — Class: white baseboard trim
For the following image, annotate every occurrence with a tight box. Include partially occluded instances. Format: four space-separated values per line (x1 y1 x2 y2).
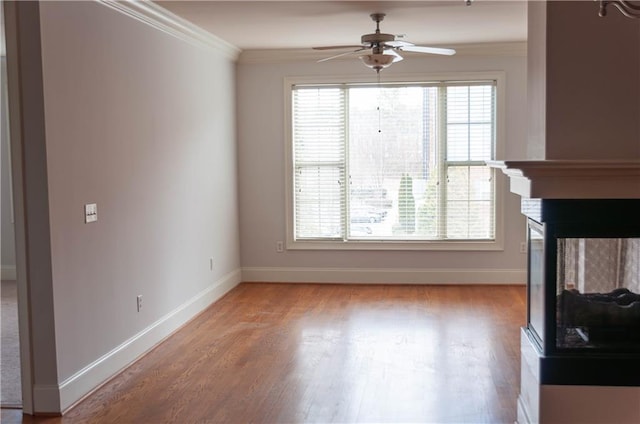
57 269 241 413
32 384 61 414
516 394 532 424
1 265 17 280
241 267 526 285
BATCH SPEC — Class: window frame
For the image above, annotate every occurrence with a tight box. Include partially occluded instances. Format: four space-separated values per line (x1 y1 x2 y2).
284 72 506 251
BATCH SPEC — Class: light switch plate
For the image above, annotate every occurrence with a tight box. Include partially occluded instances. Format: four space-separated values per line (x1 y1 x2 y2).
85 203 98 223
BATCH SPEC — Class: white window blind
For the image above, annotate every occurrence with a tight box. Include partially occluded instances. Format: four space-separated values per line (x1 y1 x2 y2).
444 84 495 240
293 87 346 239
291 80 496 243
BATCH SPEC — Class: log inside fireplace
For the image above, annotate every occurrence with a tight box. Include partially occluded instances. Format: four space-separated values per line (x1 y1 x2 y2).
558 288 640 346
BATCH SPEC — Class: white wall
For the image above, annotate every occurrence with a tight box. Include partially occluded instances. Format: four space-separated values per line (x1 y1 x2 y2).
526 1 547 160
237 50 528 283
6 1 241 412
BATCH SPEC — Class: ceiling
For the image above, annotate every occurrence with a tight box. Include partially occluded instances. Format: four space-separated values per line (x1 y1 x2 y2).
157 1 528 51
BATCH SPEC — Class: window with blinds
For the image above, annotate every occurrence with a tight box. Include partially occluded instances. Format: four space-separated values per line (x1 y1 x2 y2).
291 79 497 244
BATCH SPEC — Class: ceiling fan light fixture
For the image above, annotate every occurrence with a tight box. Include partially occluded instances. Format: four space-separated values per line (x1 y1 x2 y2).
359 53 400 72
315 12 455 73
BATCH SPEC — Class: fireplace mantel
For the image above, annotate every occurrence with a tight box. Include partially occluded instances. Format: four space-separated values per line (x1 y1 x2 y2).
487 160 640 199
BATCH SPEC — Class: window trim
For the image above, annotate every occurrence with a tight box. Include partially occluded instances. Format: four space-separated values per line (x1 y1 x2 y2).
284 72 506 251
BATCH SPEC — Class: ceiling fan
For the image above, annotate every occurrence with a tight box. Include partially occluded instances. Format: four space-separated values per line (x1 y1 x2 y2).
313 13 456 73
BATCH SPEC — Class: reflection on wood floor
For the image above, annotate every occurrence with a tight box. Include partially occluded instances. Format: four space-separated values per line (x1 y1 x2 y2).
1 283 526 424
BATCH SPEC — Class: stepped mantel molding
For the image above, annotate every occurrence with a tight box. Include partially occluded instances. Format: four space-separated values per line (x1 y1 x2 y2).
487 160 640 199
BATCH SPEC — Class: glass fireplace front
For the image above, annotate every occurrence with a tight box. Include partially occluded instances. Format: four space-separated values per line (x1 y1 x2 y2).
556 237 640 351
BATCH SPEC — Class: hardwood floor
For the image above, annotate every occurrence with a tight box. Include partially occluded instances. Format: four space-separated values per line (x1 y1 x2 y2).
1 283 526 424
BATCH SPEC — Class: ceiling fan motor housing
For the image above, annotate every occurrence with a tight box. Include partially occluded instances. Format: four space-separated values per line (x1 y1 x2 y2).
361 33 395 46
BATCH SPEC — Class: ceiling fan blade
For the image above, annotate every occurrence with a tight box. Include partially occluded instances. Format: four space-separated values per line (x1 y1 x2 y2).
384 40 413 48
398 45 456 56
313 45 364 51
386 49 404 62
318 48 366 63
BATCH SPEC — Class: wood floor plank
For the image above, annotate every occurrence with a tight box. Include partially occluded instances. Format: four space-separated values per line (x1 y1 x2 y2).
1 283 526 423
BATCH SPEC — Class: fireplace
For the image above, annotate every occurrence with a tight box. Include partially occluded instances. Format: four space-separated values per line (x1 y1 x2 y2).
489 160 640 423
523 199 640 386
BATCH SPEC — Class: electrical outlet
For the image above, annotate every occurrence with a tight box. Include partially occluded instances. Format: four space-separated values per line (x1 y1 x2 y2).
276 241 284 253
520 242 527 254
136 295 143 312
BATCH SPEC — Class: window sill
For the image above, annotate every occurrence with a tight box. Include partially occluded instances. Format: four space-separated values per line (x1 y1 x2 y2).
287 239 503 251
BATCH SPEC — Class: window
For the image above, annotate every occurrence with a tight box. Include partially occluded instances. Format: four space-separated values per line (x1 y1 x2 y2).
286 74 504 250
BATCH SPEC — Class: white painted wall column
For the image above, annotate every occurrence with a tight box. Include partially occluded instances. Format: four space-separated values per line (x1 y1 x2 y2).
4 0 58 413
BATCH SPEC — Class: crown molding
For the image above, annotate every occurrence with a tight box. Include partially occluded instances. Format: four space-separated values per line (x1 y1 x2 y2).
96 1 240 61
238 41 527 65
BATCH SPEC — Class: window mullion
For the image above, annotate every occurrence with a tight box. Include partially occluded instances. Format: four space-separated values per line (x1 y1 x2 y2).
466 86 472 238
438 85 447 239
343 87 350 241
492 86 497 159
446 160 486 167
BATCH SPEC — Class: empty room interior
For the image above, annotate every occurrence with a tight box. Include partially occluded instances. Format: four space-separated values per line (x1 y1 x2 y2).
1 1 639 423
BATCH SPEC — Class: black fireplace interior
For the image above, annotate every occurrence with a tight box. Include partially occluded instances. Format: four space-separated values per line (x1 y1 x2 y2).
556 237 639 349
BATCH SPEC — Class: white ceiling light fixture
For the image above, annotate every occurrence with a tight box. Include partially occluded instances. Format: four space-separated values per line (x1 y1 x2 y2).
313 13 455 73
359 49 403 73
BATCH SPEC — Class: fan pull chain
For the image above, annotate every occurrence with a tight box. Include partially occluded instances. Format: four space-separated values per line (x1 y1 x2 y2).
377 72 382 133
